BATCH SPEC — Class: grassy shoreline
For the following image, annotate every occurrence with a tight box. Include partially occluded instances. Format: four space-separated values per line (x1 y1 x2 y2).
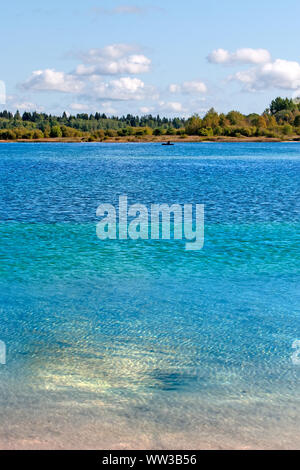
1 135 299 144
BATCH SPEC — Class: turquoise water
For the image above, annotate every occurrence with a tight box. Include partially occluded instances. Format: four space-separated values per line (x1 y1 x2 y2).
0 142 299 449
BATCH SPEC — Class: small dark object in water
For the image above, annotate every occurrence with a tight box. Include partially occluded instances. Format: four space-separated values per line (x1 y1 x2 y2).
162 141 174 146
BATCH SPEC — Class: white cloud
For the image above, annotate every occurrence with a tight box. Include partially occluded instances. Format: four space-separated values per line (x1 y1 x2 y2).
76 54 151 76
20 45 156 111
231 59 300 91
110 77 144 93
91 77 153 101
76 44 151 76
169 84 181 93
169 80 207 94
82 44 137 62
209 47 300 93
182 81 207 94
20 43 152 107
207 48 230 64
208 48 271 65
21 69 83 93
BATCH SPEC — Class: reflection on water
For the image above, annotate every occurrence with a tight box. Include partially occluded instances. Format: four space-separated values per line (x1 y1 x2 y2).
0 143 300 449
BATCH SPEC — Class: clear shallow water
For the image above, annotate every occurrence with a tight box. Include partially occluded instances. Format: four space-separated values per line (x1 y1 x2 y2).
0 142 299 449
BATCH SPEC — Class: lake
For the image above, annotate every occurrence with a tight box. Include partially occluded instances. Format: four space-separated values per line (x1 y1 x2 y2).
0 142 299 449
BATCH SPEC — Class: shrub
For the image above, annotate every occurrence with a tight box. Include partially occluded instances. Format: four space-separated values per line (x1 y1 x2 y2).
50 125 62 138
282 124 293 136
92 129 105 140
105 129 118 138
0 129 16 140
33 129 44 139
198 127 213 136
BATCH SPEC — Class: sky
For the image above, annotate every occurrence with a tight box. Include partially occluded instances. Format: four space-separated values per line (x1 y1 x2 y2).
1 0 300 117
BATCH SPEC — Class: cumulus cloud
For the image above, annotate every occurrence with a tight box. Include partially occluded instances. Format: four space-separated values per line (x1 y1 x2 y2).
21 69 83 93
81 44 137 62
75 44 151 76
19 43 154 107
76 55 151 76
207 48 271 65
231 59 300 91
208 47 300 93
182 81 207 94
169 80 207 94
20 47 156 111
18 43 184 113
91 77 155 101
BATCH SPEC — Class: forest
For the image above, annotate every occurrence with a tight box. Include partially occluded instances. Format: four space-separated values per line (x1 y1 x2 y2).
0 97 300 141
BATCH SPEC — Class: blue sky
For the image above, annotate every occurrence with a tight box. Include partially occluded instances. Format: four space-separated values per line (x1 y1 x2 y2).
1 0 300 116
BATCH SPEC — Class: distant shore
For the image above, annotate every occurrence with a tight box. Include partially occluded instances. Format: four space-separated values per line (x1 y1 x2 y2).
1 135 299 144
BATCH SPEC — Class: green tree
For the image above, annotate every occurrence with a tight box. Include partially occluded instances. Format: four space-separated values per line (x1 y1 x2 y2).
226 111 245 126
294 115 300 127
14 110 21 120
269 97 296 115
202 108 219 129
185 114 202 135
33 129 44 139
282 124 293 136
50 125 62 138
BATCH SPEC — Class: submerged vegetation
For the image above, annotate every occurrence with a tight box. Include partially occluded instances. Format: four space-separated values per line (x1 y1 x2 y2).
1 97 300 141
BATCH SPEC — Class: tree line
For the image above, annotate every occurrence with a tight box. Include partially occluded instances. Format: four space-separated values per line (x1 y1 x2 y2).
0 97 300 140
